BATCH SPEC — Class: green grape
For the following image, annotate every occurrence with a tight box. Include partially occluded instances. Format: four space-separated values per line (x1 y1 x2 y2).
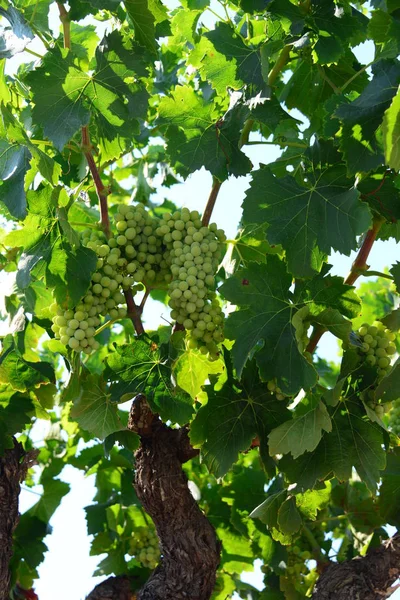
357 321 397 380
128 526 160 569
388 398 400 436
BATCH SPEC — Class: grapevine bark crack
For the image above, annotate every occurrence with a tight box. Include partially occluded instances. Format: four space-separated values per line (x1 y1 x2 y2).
128 398 220 600
312 531 400 600
0 440 37 600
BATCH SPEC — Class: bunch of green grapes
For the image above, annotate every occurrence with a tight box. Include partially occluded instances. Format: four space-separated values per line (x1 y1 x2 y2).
388 399 400 436
112 204 171 288
357 321 396 378
267 379 289 401
128 526 160 569
292 306 311 354
50 302 100 355
156 208 226 359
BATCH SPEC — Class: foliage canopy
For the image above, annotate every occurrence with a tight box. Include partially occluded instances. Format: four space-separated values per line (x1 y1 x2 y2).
1 0 400 598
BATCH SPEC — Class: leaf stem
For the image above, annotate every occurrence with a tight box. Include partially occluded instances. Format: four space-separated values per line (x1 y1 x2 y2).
244 140 307 149
356 269 393 280
340 60 375 93
344 217 385 286
57 2 71 50
202 178 222 226
31 25 51 50
140 289 150 311
306 324 327 354
124 289 145 336
24 47 44 59
317 65 340 94
81 126 111 238
268 44 291 86
69 221 99 229
94 319 118 337
206 6 226 21
239 44 291 148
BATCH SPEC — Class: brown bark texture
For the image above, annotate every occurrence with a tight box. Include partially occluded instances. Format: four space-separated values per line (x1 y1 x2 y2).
127 396 221 600
312 531 400 600
86 576 133 600
0 441 36 600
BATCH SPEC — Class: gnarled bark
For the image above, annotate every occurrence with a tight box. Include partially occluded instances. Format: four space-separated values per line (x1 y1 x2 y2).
0 440 37 600
86 576 132 600
127 397 221 600
312 531 400 600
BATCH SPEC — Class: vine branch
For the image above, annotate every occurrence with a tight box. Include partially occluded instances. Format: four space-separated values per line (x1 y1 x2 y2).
306 215 385 355
81 126 111 238
57 2 71 50
124 289 145 336
202 178 222 226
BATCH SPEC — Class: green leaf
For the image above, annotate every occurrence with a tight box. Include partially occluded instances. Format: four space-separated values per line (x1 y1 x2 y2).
277 497 302 535
375 358 400 403
382 87 400 171
203 22 263 92
268 400 332 459
390 262 400 293
0 5 34 59
70 373 124 440
25 47 90 151
0 336 54 393
105 338 194 425
220 257 317 394
295 484 331 520
250 490 287 528
159 85 252 180
378 448 400 527
242 164 371 278
190 374 290 477
28 479 70 522
125 0 167 53
104 429 140 456
280 406 386 493
0 140 31 218
173 347 224 399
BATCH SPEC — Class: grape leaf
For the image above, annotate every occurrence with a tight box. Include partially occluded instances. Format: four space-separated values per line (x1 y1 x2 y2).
125 0 167 53
105 338 194 424
382 87 400 171
375 358 400 403
28 479 70 522
277 497 302 535
242 164 371 278
0 336 55 393
268 400 332 459
159 85 252 180
70 373 124 440
378 448 400 527
190 374 290 477
250 490 287 528
202 22 263 92
220 256 317 394
173 348 224 399
0 140 31 219
390 262 400 293
25 47 91 151
280 405 386 493
0 5 34 59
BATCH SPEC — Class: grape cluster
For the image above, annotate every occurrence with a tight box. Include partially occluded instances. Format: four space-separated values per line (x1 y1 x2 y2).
357 321 396 378
128 526 160 569
50 302 100 355
112 204 171 287
267 379 289 402
50 205 227 358
389 398 400 436
292 306 310 354
156 208 226 359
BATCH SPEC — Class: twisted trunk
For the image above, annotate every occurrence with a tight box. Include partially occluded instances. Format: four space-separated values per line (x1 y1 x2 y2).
0 441 36 600
131 403 221 600
312 531 400 600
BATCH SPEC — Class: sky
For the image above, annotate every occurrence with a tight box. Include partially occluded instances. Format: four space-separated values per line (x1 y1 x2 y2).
2 2 399 599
